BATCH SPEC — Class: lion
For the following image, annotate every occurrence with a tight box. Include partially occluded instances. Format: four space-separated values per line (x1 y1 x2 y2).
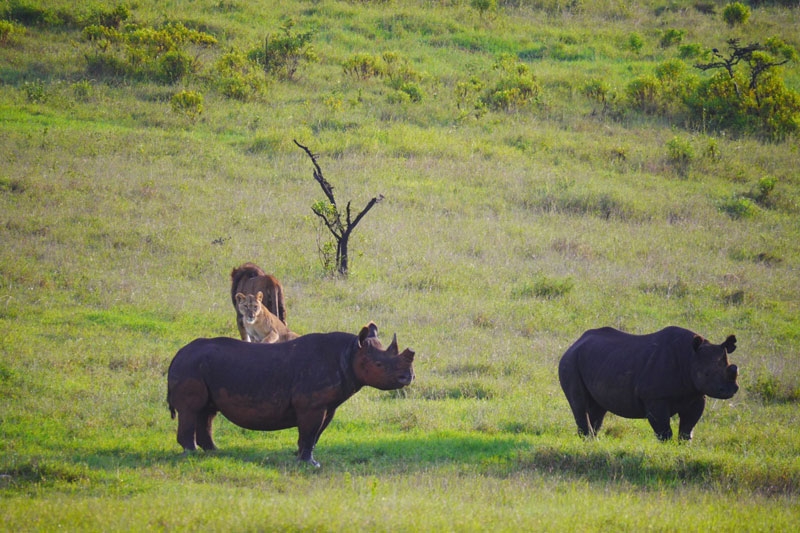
231 262 287 341
235 291 299 343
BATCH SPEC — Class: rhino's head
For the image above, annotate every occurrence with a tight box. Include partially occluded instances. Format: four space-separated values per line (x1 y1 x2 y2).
352 322 415 390
690 334 739 399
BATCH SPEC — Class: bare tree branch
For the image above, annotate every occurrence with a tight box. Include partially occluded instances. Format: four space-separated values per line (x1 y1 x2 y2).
295 139 384 277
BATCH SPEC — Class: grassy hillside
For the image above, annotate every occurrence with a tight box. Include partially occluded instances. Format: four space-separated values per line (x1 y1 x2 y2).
1 0 799 530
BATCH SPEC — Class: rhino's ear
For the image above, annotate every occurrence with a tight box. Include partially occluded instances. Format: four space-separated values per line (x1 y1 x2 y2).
692 335 705 352
256 291 263 302
358 322 379 345
235 292 246 304
723 335 737 353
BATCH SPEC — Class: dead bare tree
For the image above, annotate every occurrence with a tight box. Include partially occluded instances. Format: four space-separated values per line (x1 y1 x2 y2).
294 140 384 277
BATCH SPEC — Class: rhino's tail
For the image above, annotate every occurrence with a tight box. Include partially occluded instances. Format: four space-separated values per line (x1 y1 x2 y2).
167 386 177 419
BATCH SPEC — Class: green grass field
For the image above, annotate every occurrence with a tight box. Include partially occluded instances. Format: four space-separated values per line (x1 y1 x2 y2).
1 0 799 530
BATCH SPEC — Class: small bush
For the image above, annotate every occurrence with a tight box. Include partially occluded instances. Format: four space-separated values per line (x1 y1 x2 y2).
212 49 268 101
71 80 93 102
480 54 541 112
158 49 195 84
627 32 644 54
250 19 317 81
745 177 777 207
343 53 385 80
170 90 204 119
718 195 757 219
22 80 47 103
678 43 704 59
0 20 25 46
722 2 750 27
626 75 660 114
660 28 685 49
666 135 694 176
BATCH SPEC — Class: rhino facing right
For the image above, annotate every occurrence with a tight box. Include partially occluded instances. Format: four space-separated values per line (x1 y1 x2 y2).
558 326 739 441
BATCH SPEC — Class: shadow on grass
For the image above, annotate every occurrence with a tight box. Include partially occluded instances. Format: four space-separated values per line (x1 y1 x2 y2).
3 432 797 497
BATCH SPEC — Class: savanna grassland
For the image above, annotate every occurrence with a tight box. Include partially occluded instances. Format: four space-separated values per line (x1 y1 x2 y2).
1 0 799 530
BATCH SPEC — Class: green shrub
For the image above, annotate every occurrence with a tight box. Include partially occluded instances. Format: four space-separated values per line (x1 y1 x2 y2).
0 19 25 46
627 32 644 54
660 28 685 49
480 54 541 112
158 49 195 84
250 19 317 81
746 176 777 207
22 79 47 103
722 2 750 27
688 69 800 140
470 0 497 18
343 53 385 80
71 80 93 102
718 195 757 219
666 136 694 177
626 75 660 114
212 49 268 100
678 43 704 59
81 22 215 83
170 90 204 118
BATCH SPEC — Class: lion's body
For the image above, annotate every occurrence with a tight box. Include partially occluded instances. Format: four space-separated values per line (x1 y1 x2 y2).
230 263 286 341
235 292 299 343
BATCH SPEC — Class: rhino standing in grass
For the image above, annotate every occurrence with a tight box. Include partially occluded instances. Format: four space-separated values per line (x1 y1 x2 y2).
558 326 739 441
167 322 415 467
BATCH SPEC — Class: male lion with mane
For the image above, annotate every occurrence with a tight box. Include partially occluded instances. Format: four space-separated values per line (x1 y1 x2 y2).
235 291 299 343
230 262 287 341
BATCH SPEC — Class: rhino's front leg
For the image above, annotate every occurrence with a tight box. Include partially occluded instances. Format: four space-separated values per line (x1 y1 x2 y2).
677 396 705 441
296 409 328 467
644 400 673 441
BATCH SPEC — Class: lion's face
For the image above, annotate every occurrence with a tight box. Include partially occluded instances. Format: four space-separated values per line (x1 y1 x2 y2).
235 292 264 325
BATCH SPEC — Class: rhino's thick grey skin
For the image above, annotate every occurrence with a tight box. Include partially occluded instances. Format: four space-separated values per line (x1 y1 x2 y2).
167 322 415 467
558 326 738 441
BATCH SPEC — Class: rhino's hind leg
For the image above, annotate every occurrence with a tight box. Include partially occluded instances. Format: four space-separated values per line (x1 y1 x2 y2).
586 401 607 436
195 407 219 451
176 411 198 452
561 375 598 437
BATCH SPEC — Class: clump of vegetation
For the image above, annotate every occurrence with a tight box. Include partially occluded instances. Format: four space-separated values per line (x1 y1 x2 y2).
82 21 216 83
0 19 25 46
718 195 758 219
666 135 694 177
479 54 541 112
660 28 685 49
745 176 778 207
690 38 800 140
170 90 204 119
344 51 424 103
249 19 317 81
722 2 750 27
512 277 574 300
210 48 269 100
